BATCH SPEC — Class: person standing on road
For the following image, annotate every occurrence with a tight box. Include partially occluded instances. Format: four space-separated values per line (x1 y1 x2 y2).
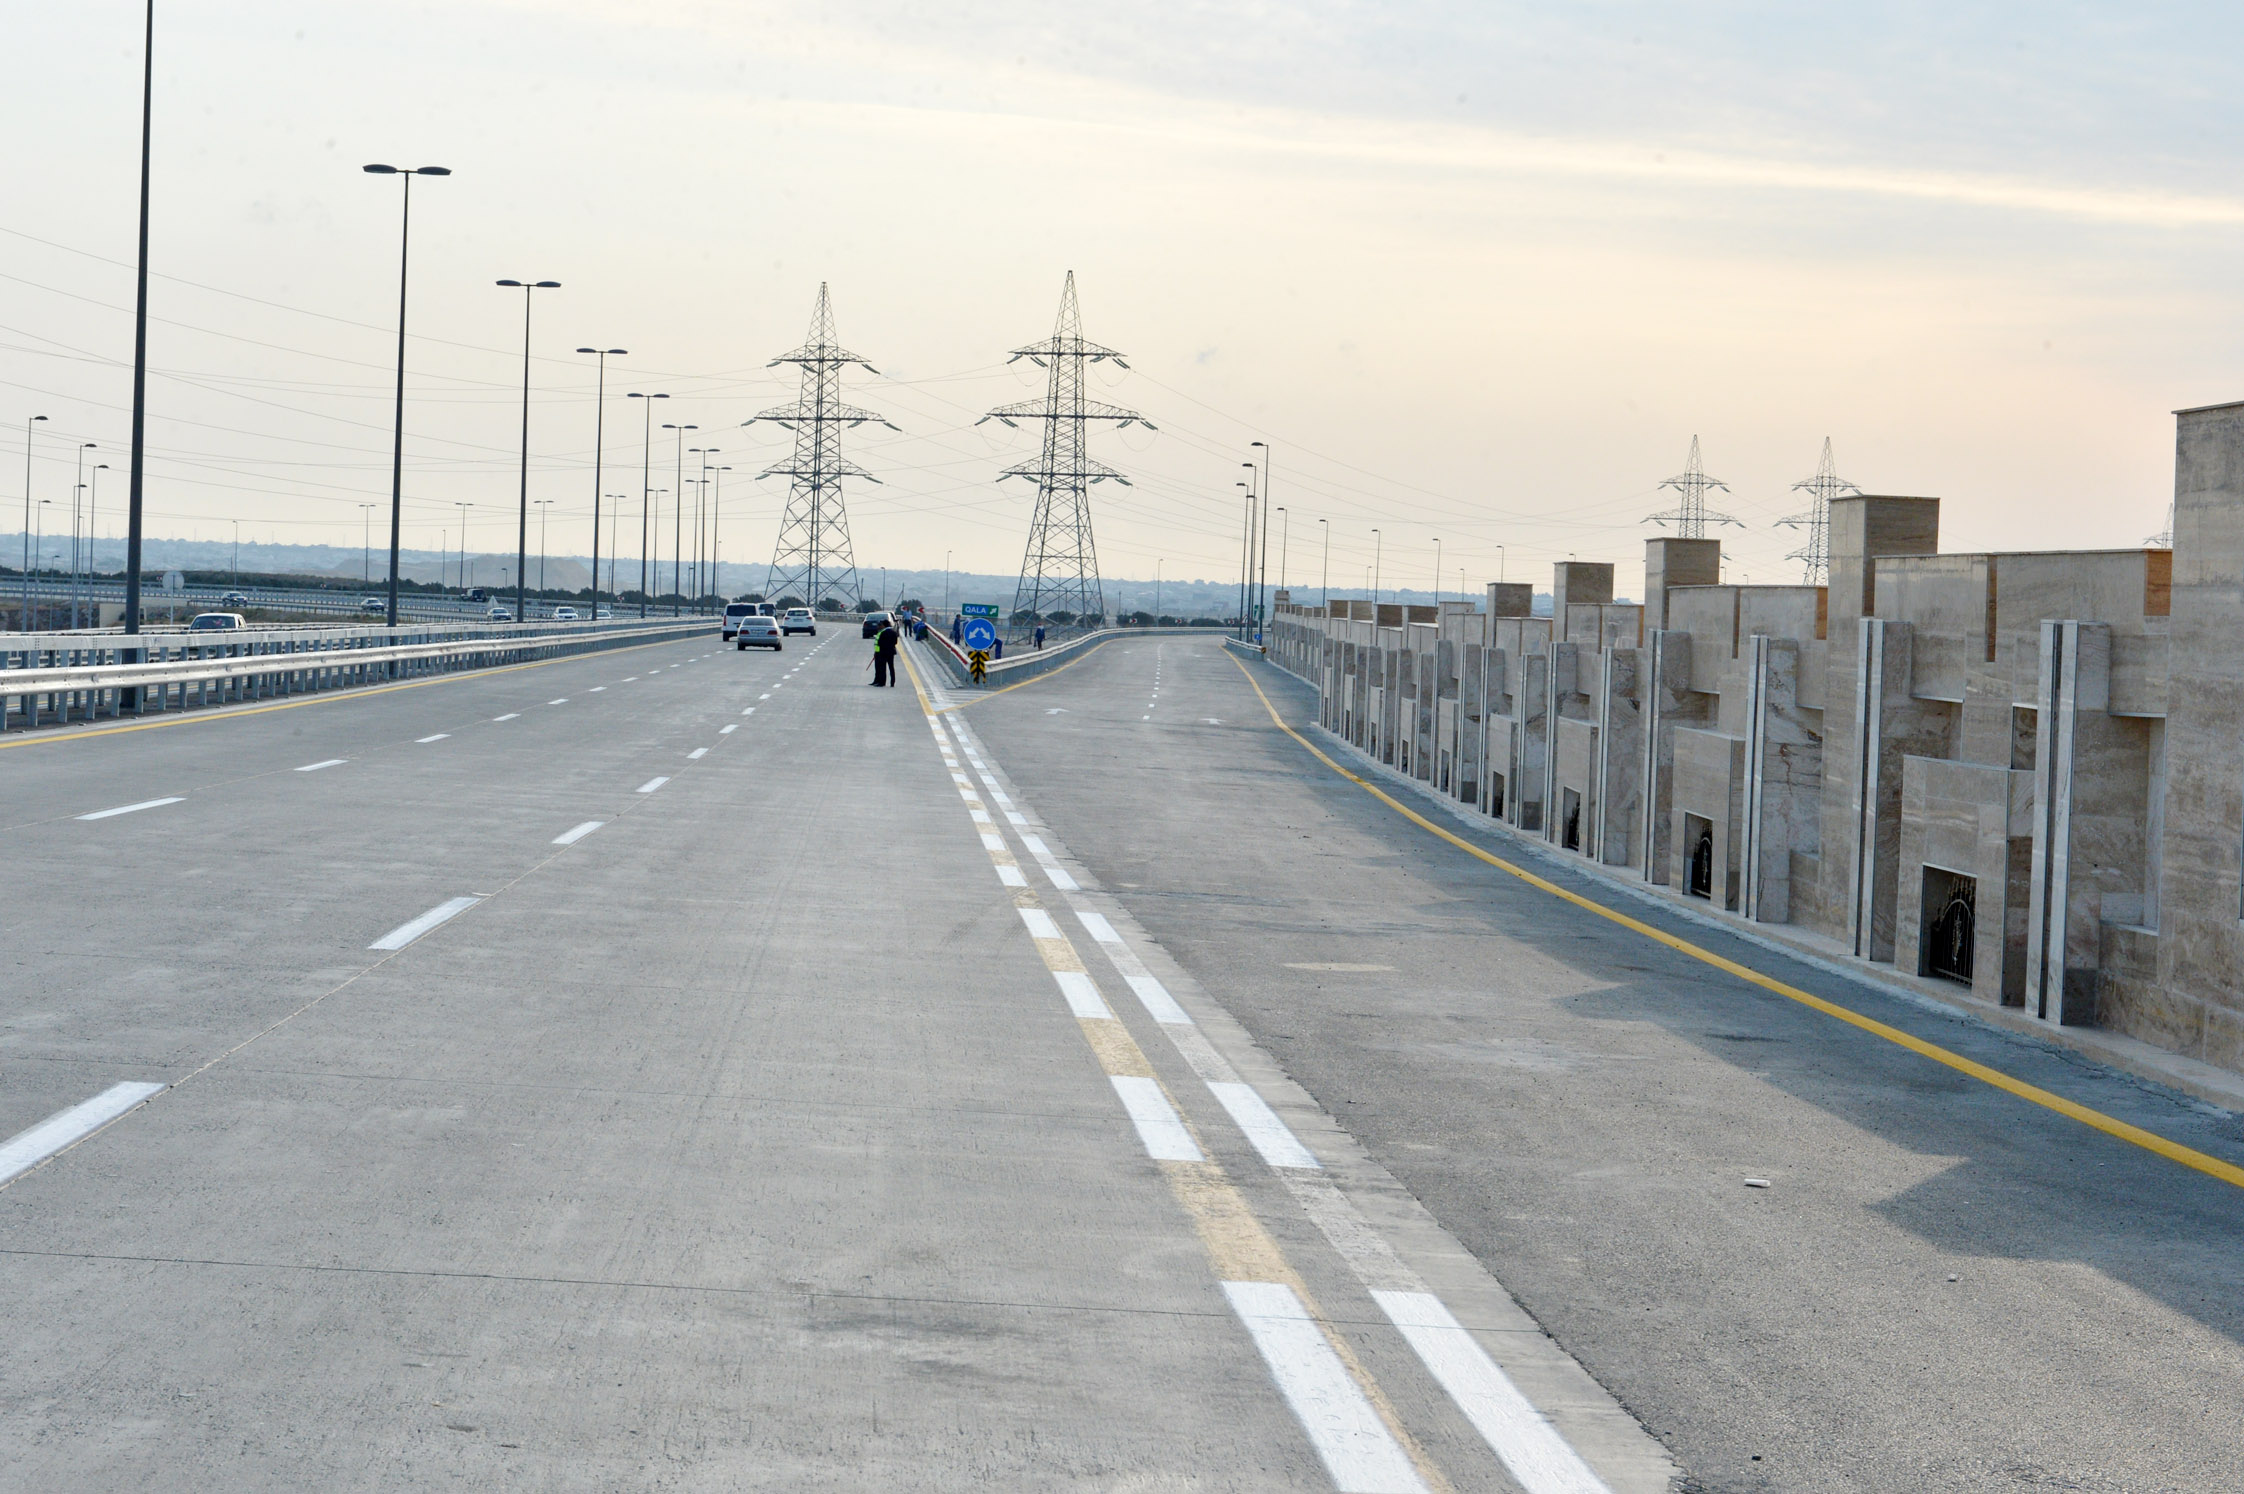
871 616 900 687
1033 623 1046 650
950 614 962 644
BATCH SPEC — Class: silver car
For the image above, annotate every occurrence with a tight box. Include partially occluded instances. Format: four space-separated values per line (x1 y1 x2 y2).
735 615 783 651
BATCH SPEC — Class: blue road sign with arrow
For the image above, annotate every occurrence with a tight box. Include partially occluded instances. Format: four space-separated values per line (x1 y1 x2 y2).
961 616 999 652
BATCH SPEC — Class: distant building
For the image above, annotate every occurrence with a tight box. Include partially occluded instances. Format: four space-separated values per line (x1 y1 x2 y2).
1269 400 2244 1077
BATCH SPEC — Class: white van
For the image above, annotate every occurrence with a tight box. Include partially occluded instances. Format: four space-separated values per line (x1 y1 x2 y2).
723 601 760 641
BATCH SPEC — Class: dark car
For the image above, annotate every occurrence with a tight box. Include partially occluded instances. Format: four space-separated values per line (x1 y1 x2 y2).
861 610 892 639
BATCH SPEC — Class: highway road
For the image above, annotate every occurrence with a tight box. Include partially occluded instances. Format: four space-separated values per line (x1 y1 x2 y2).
4 625 2238 1490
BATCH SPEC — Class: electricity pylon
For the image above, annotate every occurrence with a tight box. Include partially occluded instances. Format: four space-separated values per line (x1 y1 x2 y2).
1643 435 1740 538
746 283 894 611
1776 437 1861 583
980 272 1153 642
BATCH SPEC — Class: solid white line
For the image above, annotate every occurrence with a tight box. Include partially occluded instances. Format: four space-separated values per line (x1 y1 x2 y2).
1209 1081 1323 1170
1126 973 1195 1026
0 1081 168 1186
636 776 669 794
1017 908 1061 939
720 724 738 734
76 797 185 821
688 747 709 759
553 821 604 846
1223 1282 1427 1494
1108 1075 1204 1162
369 895 482 951
493 713 520 722
295 758 347 772
1372 1291 1613 1494
416 733 450 743
1052 969 1112 1019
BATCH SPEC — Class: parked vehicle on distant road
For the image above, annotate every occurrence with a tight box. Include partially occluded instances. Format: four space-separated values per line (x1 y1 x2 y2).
781 607 816 636
722 601 761 641
551 606 579 621
468 588 488 603
487 605 513 621
594 606 613 619
360 597 385 613
217 591 250 607
735 615 783 651
188 612 245 631
860 609 892 640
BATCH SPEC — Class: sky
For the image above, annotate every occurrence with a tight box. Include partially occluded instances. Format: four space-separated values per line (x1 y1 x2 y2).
5 1 2242 603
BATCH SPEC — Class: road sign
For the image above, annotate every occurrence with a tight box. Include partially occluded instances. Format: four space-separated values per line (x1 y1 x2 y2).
959 602 999 618
961 616 998 652
968 649 989 683
162 570 184 592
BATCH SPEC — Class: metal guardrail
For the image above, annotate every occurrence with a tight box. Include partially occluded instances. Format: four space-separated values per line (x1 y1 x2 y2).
1 617 718 732
7 575 724 626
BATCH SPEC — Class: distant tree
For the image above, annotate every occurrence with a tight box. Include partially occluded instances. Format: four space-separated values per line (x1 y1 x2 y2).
1011 609 1038 625
741 591 765 604
853 597 881 613
818 596 848 612
1127 610 1154 626
896 597 922 610
1047 609 1075 625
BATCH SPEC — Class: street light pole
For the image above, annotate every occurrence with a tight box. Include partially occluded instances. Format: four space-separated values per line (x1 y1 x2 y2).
712 466 730 603
453 502 471 594
496 278 560 626
1277 507 1288 597
663 422 696 615
1251 442 1272 645
18 413 45 632
88 464 109 615
943 551 951 614
1432 537 1441 610
1154 558 1162 622
71 442 94 628
627 392 667 616
534 499 553 598
1236 478 1255 639
1372 527 1382 610
1318 518 1329 611
365 163 449 629
359 503 375 584
576 348 626 623
121 0 155 679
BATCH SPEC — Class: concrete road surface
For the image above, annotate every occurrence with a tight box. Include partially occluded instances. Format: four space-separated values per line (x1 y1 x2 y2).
1 625 1674 1491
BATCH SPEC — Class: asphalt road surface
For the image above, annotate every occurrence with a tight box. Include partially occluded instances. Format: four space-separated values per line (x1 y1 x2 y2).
0 624 1664 1492
955 633 2244 1493
6 623 2238 1491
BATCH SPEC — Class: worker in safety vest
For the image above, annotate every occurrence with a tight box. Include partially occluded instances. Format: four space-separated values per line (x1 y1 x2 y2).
871 617 900 687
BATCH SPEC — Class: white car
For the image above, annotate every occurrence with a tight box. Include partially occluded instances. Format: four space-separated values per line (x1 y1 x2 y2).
551 606 579 621
735 615 783 651
781 606 817 637
722 601 761 641
187 612 246 631
487 605 513 622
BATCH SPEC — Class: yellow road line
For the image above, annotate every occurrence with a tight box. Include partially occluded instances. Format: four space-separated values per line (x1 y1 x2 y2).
0 634 700 753
1227 652 2244 1194
924 638 1112 713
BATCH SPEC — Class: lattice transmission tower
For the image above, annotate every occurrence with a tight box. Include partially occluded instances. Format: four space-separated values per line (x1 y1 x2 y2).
1776 437 1861 583
746 283 894 610
979 272 1153 642
1643 435 1740 538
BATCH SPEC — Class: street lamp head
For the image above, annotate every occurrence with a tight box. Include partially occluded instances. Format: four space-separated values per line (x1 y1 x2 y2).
1251 441 1267 449
363 164 399 174
627 391 667 400
29 415 45 422
497 279 559 289
413 166 451 176
578 347 629 356
82 441 96 450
